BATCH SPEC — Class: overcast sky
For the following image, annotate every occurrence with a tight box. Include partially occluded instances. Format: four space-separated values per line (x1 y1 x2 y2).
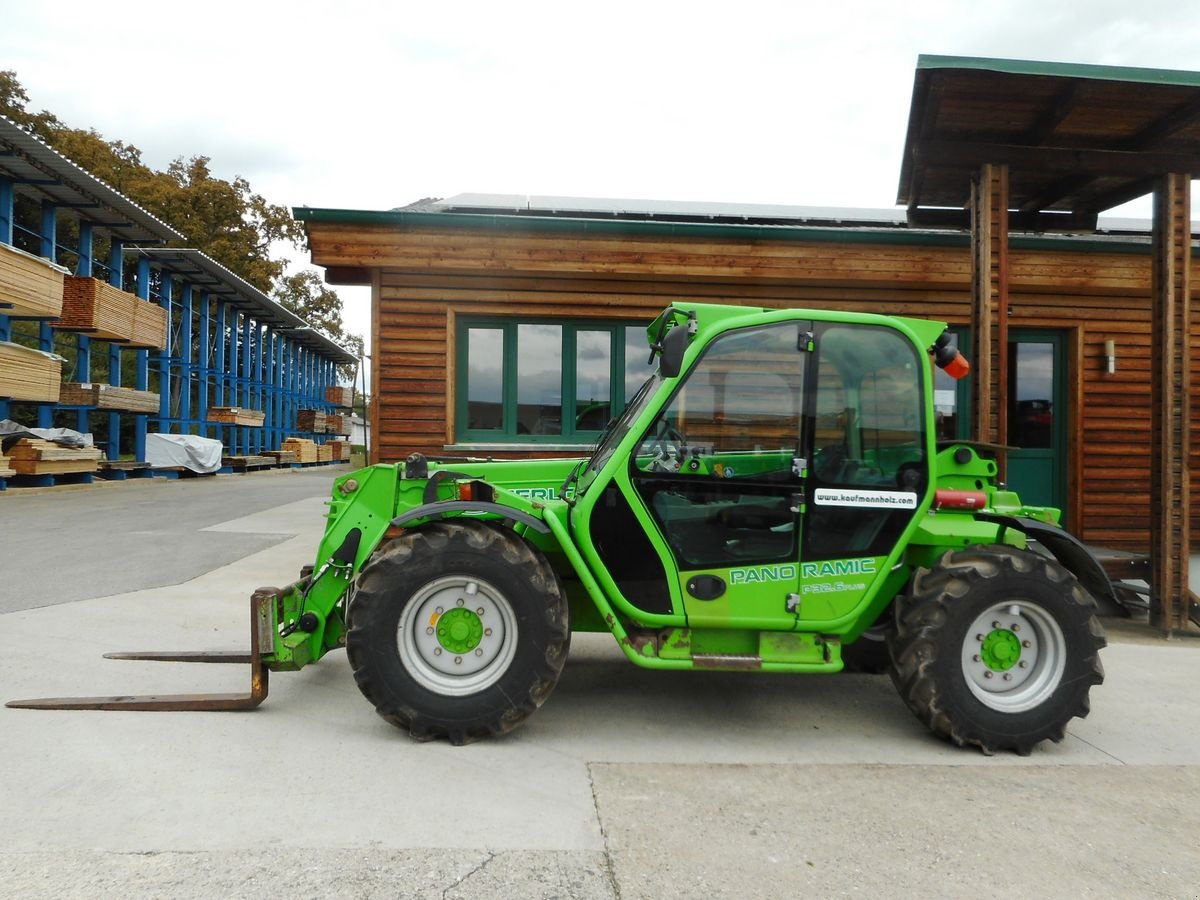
3 0 1199 339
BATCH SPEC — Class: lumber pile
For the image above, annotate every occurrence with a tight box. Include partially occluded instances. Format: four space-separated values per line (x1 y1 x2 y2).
326 440 351 461
54 276 167 349
325 413 345 434
0 341 62 402
280 437 319 463
0 242 65 318
296 409 327 432
317 443 333 463
59 382 160 413
0 447 15 478
264 450 298 466
325 386 353 407
207 406 266 427
6 438 102 475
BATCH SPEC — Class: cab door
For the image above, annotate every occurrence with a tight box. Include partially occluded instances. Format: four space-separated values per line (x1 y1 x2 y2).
624 320 811 629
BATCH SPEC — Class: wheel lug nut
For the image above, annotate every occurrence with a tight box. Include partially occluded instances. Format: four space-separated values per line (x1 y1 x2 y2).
475 648 484 656
477 607 485 615
454 656 462 665
984 671 994 679
435 607 443 614
976 633 984 642
1019 661 1028 668
434 648 443 656
484 628 493 637
992 621 1001 629
457 598 465 607
972 654 981 662
1011 623 1020 632
426 627 434 635
1022 640 1032 648
1003 673 1012 681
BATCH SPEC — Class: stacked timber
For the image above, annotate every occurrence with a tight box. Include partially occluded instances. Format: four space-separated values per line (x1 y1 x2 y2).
0 446 15 478
280 437 319 463
264 449 298 466
296 409 327 432
59 382 160 413
326 440 350 461
207 406 266 427
0 341 62 402
0 243 66 318
317 443 333 463
6 439 102 476
54 276 167 349
325 413 345 434
325 386 353 407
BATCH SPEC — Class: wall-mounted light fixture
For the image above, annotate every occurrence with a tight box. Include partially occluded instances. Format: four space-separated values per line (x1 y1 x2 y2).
1104 339 1116 375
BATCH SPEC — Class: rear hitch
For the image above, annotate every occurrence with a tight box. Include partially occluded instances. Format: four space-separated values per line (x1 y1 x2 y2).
5 587 276 712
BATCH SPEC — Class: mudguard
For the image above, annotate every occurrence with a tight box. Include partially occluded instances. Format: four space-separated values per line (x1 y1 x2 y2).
976 513 1124 616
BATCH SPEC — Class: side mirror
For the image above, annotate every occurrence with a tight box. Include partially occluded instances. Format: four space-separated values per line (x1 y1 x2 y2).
659 323 690 378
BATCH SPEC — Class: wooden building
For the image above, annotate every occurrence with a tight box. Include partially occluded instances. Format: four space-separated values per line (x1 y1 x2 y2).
295 57 1200 610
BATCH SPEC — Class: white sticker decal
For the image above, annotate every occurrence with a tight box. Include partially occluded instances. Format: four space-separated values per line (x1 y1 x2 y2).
813 488 918 509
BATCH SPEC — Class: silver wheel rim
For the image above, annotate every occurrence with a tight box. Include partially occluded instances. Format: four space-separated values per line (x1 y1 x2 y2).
961 600 1066 713
397 575 518 696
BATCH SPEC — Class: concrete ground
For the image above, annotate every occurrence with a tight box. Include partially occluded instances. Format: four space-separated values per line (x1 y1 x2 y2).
2 471 1199 898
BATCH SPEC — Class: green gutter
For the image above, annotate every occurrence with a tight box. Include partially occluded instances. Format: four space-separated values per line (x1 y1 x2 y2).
916 54 1200 88
294 206 1195 256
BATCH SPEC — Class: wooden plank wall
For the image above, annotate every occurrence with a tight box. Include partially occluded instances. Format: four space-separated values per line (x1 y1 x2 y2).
309 221 1200 552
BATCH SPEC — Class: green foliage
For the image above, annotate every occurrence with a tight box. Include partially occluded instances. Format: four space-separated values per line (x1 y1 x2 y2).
1 69 339 319
273 270 364 380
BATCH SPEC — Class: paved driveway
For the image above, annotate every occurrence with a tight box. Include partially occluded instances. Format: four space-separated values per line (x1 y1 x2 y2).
2 473 1198 898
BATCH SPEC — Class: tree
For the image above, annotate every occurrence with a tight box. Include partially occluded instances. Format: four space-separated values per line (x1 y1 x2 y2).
2 71 321 297
273 269 364 381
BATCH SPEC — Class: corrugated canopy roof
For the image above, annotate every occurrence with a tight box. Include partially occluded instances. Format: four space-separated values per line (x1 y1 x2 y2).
0 115 183 243
898 55 1200 230
135 248 358 366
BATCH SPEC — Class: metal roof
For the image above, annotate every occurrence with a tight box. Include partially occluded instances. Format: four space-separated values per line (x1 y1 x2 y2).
0 115 183 243
133 248 358 366
898 55 1200 229
428 193 910 227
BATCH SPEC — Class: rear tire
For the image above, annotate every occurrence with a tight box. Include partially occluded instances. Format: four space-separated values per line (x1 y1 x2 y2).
887 545 1105 755
346 521 570 744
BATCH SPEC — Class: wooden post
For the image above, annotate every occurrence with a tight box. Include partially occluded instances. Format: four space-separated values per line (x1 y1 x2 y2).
970 163 1010 460
1149 173 1192 634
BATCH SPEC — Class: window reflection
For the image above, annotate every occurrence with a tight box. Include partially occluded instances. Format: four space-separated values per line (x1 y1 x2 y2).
467 328 503 430
576 330 611 431
517 324 563 435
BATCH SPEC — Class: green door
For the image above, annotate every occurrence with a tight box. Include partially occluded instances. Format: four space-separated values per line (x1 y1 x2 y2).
1006 331 1066 514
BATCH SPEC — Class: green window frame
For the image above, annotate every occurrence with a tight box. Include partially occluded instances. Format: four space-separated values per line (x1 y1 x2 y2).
455 317 653 444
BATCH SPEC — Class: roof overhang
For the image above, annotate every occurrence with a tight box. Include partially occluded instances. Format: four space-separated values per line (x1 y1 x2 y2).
134 248 358 366
0 115 183 244
898 55 1200 230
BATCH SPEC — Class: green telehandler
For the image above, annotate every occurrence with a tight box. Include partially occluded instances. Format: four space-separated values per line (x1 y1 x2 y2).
9 302 1114 755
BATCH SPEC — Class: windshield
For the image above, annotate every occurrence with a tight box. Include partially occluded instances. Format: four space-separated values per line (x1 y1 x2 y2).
582 372 663 481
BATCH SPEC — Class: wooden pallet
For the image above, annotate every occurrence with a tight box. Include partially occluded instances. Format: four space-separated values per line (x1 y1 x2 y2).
0 242 65 318
263 450 299 466
60 382 160 413
0 341 62 402
222 455 275 471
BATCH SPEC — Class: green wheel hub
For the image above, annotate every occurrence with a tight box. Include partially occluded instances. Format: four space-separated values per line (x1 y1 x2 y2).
980 628 1021 672
437 607 484 654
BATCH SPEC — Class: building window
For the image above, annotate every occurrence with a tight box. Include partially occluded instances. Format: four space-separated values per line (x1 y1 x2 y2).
456 318 654 443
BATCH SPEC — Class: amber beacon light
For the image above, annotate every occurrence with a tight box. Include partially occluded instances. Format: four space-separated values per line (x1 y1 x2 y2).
932 331 970 379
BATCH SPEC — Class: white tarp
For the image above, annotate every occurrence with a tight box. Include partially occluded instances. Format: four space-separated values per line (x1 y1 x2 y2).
145 432 223 473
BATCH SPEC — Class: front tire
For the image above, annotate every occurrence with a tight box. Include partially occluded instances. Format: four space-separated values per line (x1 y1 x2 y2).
346 521 570 744
888 545 1105 755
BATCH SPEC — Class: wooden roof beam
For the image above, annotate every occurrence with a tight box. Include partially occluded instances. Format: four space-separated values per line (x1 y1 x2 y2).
1022 83 1084 146
1121 93 1200 150
920 140 1200 177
